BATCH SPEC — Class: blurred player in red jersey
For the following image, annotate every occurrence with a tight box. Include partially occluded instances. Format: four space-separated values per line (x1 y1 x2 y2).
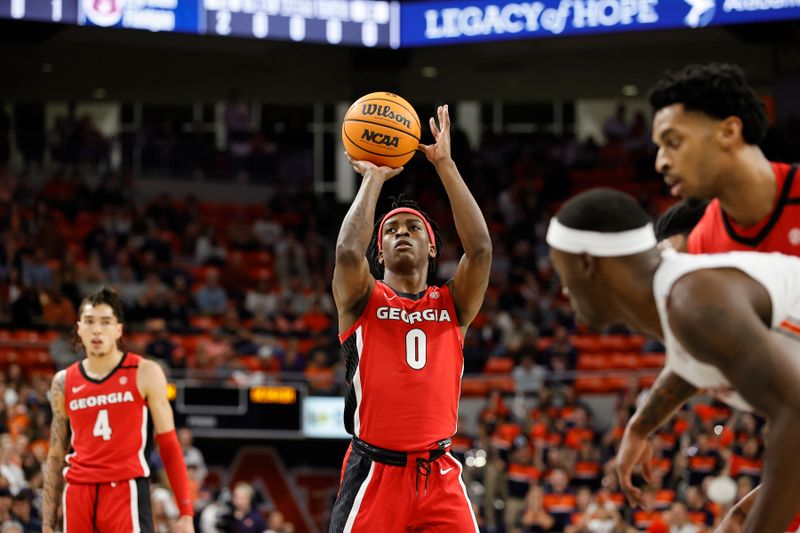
616 63 800 533
42 288 194 533
328 104 491 532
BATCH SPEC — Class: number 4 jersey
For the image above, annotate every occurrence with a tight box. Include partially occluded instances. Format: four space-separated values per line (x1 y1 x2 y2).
63 353 152 484
339 281 464 451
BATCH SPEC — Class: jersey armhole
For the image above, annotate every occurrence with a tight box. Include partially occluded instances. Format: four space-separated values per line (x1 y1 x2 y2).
338 283 379 343
439 284 465 348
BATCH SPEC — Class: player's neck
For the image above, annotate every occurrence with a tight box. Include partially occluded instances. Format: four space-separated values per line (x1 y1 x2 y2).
610 253 663 339
717 149 775 228
83 349 125 379
382 270 428 295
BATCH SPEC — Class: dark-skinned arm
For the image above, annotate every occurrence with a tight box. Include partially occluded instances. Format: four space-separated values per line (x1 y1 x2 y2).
617 368 698 506
419 104 491 328
333 159 403 331
669 268 800 533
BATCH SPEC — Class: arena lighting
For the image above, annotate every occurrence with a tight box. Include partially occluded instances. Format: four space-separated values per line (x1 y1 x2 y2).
621 84 639 96
1 0 799 47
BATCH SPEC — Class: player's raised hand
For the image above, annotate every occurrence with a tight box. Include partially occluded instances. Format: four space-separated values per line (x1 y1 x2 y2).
345 153 404 182
418 104 452 164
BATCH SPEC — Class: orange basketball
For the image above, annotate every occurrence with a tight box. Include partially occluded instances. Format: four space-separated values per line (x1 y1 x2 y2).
342 92 421 168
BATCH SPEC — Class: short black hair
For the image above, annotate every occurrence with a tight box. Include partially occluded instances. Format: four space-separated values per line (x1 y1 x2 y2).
556 188 650 232
78 287 125 323
649 63 769 145
368 194 442 279
654 199 709 241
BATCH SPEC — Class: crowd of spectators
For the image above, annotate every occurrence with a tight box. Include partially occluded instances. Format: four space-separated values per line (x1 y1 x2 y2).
0 105 798 531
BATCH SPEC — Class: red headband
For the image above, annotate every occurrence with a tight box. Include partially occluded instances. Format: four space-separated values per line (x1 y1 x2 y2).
377 207 436 253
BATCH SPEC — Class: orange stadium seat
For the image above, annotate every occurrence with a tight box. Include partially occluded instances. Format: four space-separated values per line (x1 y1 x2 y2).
483 357 514 374
190 316 222 331
640 353 666 368
639 374 658 388
577 354 609 370
574 376 605 394
608 352 639 370
12 330 43 344
0 349 21 365
486 377 516 393
460 377 489 397
571 335 602 353
597 335 630 352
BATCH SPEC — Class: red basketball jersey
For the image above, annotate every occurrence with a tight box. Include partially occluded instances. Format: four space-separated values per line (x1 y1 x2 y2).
64 353 151 484
339 281 464 451
688 163 800 255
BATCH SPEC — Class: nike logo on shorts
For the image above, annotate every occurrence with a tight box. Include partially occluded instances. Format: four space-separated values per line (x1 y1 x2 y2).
440 467 454 475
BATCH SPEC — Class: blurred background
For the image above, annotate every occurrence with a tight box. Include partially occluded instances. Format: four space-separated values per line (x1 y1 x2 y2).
0 1 799 531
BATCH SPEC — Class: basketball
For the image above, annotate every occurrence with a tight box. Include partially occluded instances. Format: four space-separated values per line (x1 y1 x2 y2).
342 92 421 168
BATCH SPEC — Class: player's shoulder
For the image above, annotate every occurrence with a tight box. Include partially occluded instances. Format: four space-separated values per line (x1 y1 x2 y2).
51 369 67 391
136 356 165 377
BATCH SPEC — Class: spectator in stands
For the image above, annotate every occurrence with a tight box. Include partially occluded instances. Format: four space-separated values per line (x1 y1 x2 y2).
48 327 79 370
665 502 700 533
231 482 266 533
512 353 547 394
520 486 555 531
10 288 42 329
273 231 308 283
686 433 722 486
226 212 256 251
40 289 75 327
195 269 229 316
195 228 227 267
543 325 578 369
193 328 234 374
684 486 714 528
0 521 22 533
0 488 11 523
9 490 39 533
178 428 208 487
152 484 180 533
305 350 335 395
146 319 181 368
543 469 577 530
220 252 250 303
265 511 288 533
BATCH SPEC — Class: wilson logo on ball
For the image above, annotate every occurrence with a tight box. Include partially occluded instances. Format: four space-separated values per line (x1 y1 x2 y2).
361 129 400 148
361 104 412 129
342 92 421 168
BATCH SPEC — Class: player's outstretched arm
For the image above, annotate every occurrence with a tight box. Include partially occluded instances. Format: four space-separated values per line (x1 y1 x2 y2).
139 360 195 533
42 370 68 533
716 485 759 532
668 269 800 533
333 156 403 330
418 104 491 328
617 368 697 507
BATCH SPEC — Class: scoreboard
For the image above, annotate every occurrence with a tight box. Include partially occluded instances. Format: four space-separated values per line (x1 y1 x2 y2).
0 0 400 47
169 382 349 439
2 0 800 47
203 0 399 47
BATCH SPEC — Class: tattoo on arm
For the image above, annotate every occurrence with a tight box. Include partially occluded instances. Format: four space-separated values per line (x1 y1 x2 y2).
631 370 698 436
43 371 69 529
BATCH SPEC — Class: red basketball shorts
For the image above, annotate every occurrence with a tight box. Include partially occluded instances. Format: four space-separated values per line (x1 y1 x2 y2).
329 442 479 532
64 478 153 533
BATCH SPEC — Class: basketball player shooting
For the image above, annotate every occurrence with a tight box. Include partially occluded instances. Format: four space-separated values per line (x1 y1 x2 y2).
546 188 800 533
42 288 194 533
328 104 491 532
